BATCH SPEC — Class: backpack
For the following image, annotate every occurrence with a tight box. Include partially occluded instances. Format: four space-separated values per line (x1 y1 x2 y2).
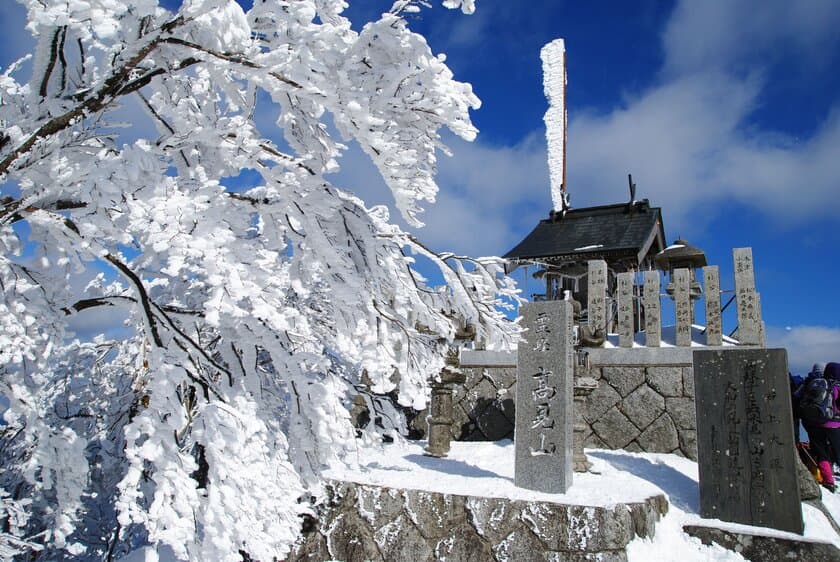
797 378 839 424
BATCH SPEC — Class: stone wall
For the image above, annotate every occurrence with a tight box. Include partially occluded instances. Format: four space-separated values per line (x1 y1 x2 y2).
287 481 668 562
439 348 705 459
411 351 517 442
581 348 697 459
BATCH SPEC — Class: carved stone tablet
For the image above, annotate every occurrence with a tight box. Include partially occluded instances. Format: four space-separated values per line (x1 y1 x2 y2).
617 272 634 348
587 260 607 337
515 301 574 493
733 248 764 346
693 348 803 534
674 268 691 347
703 266 722 346
643 271 661 347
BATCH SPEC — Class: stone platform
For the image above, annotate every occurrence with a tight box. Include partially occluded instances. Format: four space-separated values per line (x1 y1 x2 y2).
288 482 669 562
281 441 840 561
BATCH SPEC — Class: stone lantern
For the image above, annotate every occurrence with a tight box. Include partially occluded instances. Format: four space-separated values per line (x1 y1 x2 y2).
424 323 475 458
424 347 466 458
654 238 707 304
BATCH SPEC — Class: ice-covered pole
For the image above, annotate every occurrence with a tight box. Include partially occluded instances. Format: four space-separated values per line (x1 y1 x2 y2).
541 38 568 213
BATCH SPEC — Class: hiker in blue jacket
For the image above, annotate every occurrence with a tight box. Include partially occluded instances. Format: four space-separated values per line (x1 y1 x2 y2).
802 362 840 491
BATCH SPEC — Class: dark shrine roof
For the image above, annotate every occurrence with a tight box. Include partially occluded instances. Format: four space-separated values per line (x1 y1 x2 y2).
503 200 665 265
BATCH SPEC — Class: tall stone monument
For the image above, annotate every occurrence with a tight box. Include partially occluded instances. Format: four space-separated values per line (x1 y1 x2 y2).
703 265 722 346
643 270 661 347
587 260 607 337
515 300 574 493
617 272 634 348
674 268 692 347
733 247 765 346
693 348 803 534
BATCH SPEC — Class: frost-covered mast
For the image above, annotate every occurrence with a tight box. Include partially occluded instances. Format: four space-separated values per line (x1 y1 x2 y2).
542 38 569 215
503 38 667 306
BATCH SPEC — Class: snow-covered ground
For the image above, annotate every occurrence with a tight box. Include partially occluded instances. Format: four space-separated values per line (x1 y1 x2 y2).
124 439 840 561
326 440 840 561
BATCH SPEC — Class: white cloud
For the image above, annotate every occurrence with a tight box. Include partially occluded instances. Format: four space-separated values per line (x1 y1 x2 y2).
330 131 550 258
662 0 840 77
564 0 840 238
567 71 760 233
388 1 840 258
766 325 840 375
66 303 133 341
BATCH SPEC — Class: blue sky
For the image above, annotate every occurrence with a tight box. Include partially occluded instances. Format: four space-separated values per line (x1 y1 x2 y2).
2 1 839 373
337 0 840 373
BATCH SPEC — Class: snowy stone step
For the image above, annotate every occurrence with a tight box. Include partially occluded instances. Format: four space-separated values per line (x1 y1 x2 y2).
287 481 669 562
683 525 840 562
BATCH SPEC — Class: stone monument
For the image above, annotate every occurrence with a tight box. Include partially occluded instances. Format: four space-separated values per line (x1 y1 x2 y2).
587 260 607 338
515 300 574 493
674 268 691 347
617 271 634 348
733 247 765 346
693 348 803 534
643 270 661 347
703 265 722 346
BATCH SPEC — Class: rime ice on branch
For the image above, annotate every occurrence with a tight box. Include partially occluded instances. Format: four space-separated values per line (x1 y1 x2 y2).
0 1 519 560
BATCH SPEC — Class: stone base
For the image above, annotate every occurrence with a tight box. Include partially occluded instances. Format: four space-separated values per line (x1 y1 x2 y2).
286 481 668 562
683 525 840 561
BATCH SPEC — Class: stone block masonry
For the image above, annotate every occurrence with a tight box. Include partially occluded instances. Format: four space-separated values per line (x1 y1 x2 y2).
409 363 517 442
581 348 699 459
453 347 702 459
287 482 668 562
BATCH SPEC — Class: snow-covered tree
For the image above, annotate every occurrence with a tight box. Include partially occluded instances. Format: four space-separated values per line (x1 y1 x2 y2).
0 0 519 559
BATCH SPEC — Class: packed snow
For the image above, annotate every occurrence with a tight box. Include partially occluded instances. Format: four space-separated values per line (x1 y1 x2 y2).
324 440 840 561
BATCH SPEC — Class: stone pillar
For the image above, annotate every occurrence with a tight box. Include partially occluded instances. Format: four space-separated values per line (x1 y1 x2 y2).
733 247 765 346
515 301 574 493
424 350 465 458
643 270 661 347
756 293 766 346
587 260 607 340
674 268 692 347
703 266 722 346
617 272 634 348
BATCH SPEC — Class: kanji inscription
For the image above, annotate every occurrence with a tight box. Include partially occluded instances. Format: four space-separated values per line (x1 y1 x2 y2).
515 301 573 493
693 348 803 534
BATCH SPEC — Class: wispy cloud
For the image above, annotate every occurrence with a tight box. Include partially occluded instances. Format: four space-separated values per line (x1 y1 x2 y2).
330 131 550 257
766 325 840 375
662 0 840 77
563 0 840 237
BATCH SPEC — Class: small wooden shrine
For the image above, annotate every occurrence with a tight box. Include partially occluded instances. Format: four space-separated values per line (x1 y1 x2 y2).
503 179 666 304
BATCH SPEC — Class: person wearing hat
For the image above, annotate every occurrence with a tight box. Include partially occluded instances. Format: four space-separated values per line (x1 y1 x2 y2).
810 362 828 379
803 362 840 491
